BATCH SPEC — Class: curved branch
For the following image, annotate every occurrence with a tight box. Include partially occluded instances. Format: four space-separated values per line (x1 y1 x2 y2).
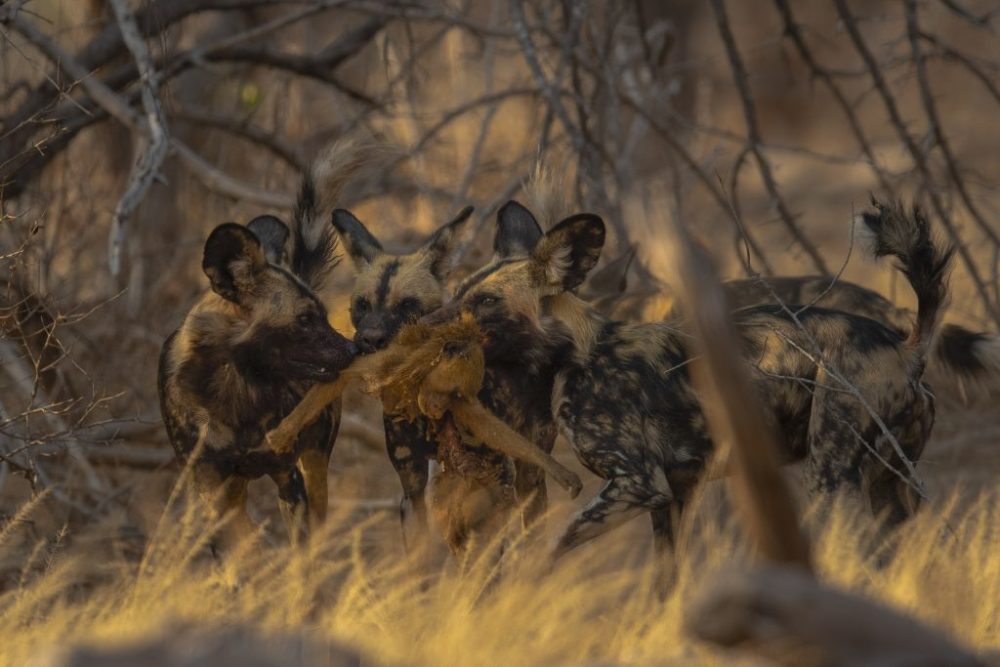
0 0 306 178
709 0 829 275
2 11 292 210
171 107 307 173
0 7 383 200
107 0 170 276
834 0 1000 327
905 1 1000 249
773 0 895 195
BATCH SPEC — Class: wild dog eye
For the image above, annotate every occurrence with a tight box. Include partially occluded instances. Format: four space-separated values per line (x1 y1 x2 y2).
396 297 421 314
475 293 500 307
297 312 317 326
353 297 370 315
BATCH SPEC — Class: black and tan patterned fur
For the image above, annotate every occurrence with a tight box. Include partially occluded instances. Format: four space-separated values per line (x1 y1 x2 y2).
587 253 1000 396
330 205 480 546
157 141 363 547
427 199 952 562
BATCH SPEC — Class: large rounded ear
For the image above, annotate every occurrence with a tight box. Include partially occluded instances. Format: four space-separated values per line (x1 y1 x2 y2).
582 244 635 298
331 209 383 269
421 205 474 279
202 223 268 303
246 215 290 267
531 213 605 292
494 200 543 258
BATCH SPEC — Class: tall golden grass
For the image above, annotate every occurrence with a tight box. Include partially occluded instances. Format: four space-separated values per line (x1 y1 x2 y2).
2 482 996 666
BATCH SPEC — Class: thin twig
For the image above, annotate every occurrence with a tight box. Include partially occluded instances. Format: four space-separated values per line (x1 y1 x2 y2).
171 107 307 173
918 30 1000 107
904 0 1000 294
709 0 829 275
772 0 895 195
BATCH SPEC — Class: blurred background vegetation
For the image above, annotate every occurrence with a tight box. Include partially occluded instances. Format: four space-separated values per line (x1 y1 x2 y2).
0 2 998 662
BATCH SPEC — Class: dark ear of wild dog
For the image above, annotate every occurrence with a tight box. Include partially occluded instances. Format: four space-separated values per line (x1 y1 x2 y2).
203 223 356 383
430 207 606 330
246 215 291 267
332 206 474 353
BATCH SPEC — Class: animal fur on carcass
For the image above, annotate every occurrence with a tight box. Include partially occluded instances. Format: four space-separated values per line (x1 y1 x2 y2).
266 313 581 555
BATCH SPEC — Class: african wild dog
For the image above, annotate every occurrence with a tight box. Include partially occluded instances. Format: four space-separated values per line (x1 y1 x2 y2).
425 198 952 563
329 205 486 546
157 140 363 547
585 251 1000 396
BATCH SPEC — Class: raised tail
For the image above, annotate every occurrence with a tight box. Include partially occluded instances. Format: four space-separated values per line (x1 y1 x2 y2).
291 135 373 290
855 198 955 376
524 159 571 230
930 323 1000 394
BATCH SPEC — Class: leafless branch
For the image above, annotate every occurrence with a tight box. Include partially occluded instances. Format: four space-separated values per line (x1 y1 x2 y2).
905 0 1000 296
773 0 896 195
663 199 812 569
106 0 170 276
709 0 829 275
834 0 1000 328
171 107 307 173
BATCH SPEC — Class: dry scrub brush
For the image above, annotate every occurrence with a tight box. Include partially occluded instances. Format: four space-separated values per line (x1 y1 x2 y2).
0 487 996 666
1 1 1000 662
2 1 999 485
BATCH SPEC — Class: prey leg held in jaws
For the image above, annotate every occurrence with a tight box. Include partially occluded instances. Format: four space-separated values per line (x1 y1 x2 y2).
451 400 582 499
267 377 349 455
267 351 387 454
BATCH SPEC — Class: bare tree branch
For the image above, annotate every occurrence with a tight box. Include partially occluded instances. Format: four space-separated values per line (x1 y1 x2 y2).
773 0 895 195
106 0 170 277
3 10 293 214
171 107 307 173
709 0 829 275
905 0 1000 292
834 0 1000 328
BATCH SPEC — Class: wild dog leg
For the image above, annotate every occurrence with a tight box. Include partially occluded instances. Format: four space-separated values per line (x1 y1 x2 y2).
649 504 685 556
272 467 309 545
296 400 341 531
650 503 685 595
297 447 330 530
383 415 434 553
862 423 929 535
551 477 661 562
193 464 253 555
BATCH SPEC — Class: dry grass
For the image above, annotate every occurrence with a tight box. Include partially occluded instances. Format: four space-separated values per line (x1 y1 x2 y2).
1 479 997 666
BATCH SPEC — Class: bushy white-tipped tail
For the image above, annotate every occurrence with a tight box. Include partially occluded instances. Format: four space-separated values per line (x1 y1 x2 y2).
291 135 381 289
854 198 955 374
931 324 1000 395
524 159 572 230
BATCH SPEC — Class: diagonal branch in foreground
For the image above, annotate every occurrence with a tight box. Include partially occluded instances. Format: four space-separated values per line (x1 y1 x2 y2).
663 209 812 569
